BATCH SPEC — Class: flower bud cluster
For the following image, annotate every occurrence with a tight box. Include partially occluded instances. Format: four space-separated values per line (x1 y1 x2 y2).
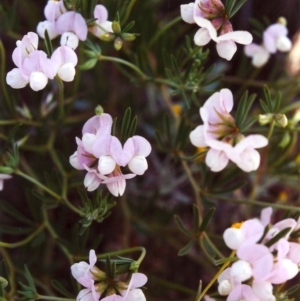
71 250 147 301
189 89 268 172
69 113 151 197
219 207 300 300
245 19 292 68
180 0 253 60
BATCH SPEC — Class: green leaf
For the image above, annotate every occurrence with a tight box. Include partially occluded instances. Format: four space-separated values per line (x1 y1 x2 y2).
265 227 291 247
214 256 238 266
260 99 271 113
193 205 200 231
155 130 166 151
127 116 137 137
273 92 281 112
228 0 247 18
178 240 194 256
79 58 98 70
51 280 74 298
179 150 207 161
0 202 34 225
199 208 215 232
120 107 132 143
285 284 300 296
263 85 272 109
43 29 53 57
122 21 135 33
174 215 191 237
225 0 236 17
239 116 257 132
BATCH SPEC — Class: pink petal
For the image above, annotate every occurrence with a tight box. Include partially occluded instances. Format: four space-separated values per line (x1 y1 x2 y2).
194 28 211 46
180 3 195 24
189 125 207 147
83 114 113 135
194 17 217 41
94 4 108 23
205 149 229 172
216 40 237 61
217 31 253 45
55 11 88 41
6 68 28 89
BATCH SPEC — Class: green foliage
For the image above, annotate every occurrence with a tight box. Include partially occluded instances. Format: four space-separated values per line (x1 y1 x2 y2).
18 266 37 301
78 189 116 235
260 85 282 113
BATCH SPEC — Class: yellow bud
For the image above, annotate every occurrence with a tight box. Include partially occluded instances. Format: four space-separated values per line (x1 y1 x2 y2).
121 33 137 41
278 191 288 203
112 21 121 34
231 222 243 229
278 17 287 26
99 32 115 42
114 37 123 51
171 104 182 116
258 113 273 125
95 105 104 115
274 114 288 128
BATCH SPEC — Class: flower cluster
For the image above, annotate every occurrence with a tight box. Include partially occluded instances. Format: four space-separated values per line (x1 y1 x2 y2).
189 89 268 172
244 20 292 67
6 32 78 91
180 0 253 60
6 1 112 91
71 250 147 301
219 208 300 301
37 0 112 49
69 113 151 197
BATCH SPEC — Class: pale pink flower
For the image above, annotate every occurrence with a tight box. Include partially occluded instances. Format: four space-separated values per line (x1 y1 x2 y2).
90 4 113 38
44 0 66 23
252 281 275 301
227 284 259 301
217 268 233 296
12 32 39 68
244 43 270 67
180 1 252 60
0 174 12 191
190 89 268 172
193 17 253 60
55 11 88 49
263 23 292 54
51 46 78 82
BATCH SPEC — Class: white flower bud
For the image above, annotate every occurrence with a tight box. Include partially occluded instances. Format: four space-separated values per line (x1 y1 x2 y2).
230 260 253 282
71 262 89 280
60 32 79 50
57 63 76 82
29 71 48 91
276 35 292 52
98 156 116 175
128 156 148 175
218 279 232 296
223 228 244 250
6 68 28 89
37 21 58 39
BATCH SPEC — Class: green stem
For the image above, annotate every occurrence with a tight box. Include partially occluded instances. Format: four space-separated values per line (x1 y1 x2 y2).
0 248 16 296
196 251 236 301
207 194 300 212
96 247 146 266
56 77 65 120
267 119 276 140
99 55 147 80
16 169 61 200
37 295 75 301
0 224 45 248
0 119 42 126
0 40 15 117
181 159 202 222
148 16 182 47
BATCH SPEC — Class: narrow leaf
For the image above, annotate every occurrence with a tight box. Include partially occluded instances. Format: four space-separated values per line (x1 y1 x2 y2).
228 0 247 18
178 240 194 256
199 208 215 232
265 227 291 247
174 215 191 237
51 280 74 298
